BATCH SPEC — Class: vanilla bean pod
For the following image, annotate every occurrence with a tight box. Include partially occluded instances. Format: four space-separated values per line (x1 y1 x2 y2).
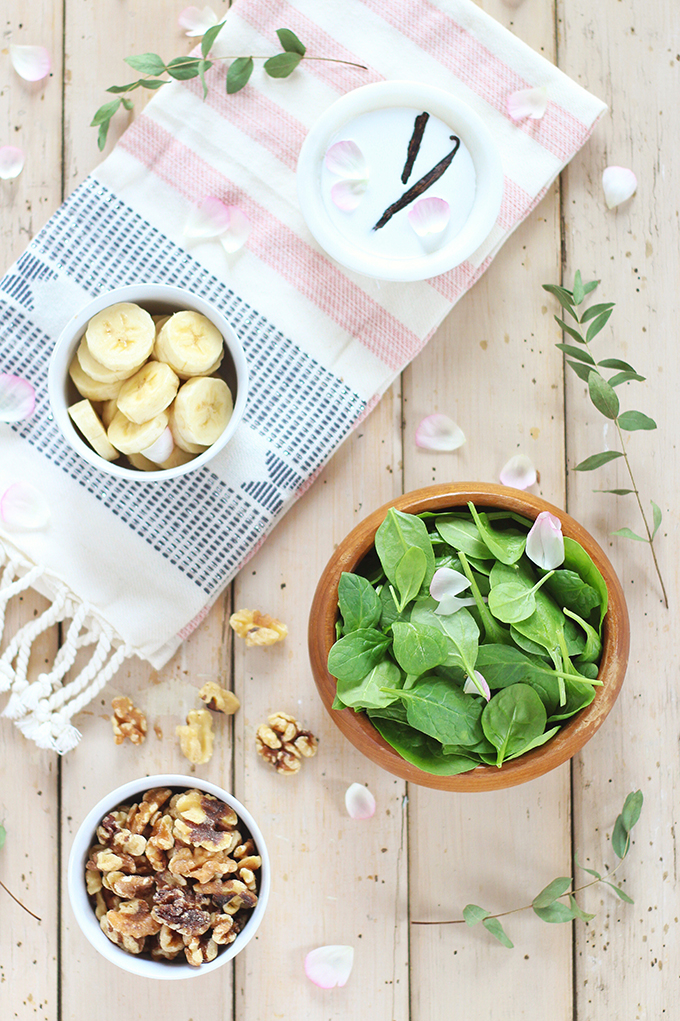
401 111 429 184
374 135 460 230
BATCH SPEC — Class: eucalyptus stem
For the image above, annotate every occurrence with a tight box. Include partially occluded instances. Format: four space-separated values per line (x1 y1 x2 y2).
0 879 41 922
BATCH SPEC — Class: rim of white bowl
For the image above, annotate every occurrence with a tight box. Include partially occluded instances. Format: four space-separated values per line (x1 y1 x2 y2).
48 284 249 481
296 81 504 282
67 774 270 979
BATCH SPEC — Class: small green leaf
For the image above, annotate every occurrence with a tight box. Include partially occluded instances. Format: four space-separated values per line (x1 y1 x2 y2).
555 343 595 364
573 270 585 305
0 824 6 850
201 20 226 57
569 895 596 922
603 881 634 904
574 851 601 880
121 97 134 111
555 316 585 344
198 59 211 99
611 527 647 542
581 302 615 323
137 79 167 90
617 410 657 431
567 359 595 383
586 308 614 342
588 371 619 420
621 789 643 832
227 56 254 93
463 903 489 926
543 284 578 320
124 52 166 76
651 502 662 538
582 279 599 295
598 357 636 371
608 371 646 387
264 51 303 77
97 121 110 151
276 27 306 55
91 98 121 126
482 916 514 948
574 450 623 471
166 56 202 80
532 877 572 909
106 81 141 93
594 488 635 496
533 901 577 923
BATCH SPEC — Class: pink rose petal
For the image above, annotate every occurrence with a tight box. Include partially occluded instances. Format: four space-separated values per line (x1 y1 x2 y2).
499 453 537 490
141 427 174 465
0 374 35 422
415 414 465 452
325 140 368 180
178 5 219 36
219 206 251 254
345 783 376 820
463 670 491 701
602 166 637 209
0 482 50 531
330 179 367 212
184 196 232 239
507 86 548 122
526 511 565 570
304 945 354 988
408 197 450 237
0 146 25 181
9 44 51 82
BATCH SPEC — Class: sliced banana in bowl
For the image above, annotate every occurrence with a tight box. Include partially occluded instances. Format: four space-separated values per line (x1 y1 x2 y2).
49 284 248 480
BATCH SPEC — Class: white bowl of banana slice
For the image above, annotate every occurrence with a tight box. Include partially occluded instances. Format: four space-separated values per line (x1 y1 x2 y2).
48 284 248 480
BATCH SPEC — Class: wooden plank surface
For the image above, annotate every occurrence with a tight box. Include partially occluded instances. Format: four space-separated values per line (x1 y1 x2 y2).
1 0 677 1019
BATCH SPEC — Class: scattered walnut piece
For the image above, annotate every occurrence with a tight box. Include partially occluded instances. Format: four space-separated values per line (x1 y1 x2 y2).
229 608 288 647
256 712 318 775
107 898 162 939
111 696 147 745
199 680 240 715
183 933 219 966
176 709 214 765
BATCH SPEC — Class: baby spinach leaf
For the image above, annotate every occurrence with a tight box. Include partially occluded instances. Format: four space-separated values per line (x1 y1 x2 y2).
488 572 554 625
375 508 435 589
327 628 391 682
547 678 596 721
482 685 547 767
411 602 479 673
371 717 478 775
505 725 560 759
467 503 526 565
458 552 513 647
338 572 382 633
391 621 447 675
336 659 402 710
510 586 567 659
564 607 602 663
366 703 409 726
385 675 484 747
394 546 428 611
435 516 490 559
543 568 601 619
562 537 608 626
510 626 549 658
378 583 408 629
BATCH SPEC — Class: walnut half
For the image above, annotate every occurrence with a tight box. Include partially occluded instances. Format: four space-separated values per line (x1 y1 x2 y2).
176 709 214 765
229 609 288 647
111 696 147 745
256 712 318 775
199 681 240 715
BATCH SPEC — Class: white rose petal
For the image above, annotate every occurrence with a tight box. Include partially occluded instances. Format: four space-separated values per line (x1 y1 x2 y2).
0 373 35 421
602 166 637 209
408 197 450 237
507 86 548 122
325 140 368 180
415 414 466 452
499 453 537 490
345 783 376 820
330 179 368 212
10 44 51 82
526 511 565 570
178 5 219 37
304 945 354 988
219 206 252 253
0 146 26 180
0 482 50 531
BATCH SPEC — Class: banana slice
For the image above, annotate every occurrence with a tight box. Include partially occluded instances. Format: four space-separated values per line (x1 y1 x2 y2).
86 302 155 373
69 357 124 402
116 361 180 425
128 447 197 472
107 409 169 455
168 402 209 454
76 339 140 384
68 399 120 461
160 447 197 469
127 452 159 472
153 314 170 335
154 311 224 377
100 399 118 429
171 377 233 446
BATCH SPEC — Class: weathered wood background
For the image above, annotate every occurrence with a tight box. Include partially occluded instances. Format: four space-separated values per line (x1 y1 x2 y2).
1 0 676 1018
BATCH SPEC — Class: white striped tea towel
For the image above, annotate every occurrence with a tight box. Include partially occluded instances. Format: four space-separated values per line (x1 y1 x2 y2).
0 0 606 751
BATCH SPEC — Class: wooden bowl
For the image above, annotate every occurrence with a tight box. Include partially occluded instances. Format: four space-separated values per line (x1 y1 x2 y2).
308 483 630 791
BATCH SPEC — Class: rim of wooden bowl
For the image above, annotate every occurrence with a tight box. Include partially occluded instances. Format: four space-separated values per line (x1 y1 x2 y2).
308 483 630 791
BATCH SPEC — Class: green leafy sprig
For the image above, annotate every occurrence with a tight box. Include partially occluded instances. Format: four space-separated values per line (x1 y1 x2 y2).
0 824 42 921
412 790 642 948
543 272 667 608
92 26 367 150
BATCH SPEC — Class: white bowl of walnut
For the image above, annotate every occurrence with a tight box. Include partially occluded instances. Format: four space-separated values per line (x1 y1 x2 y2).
67 775 270 979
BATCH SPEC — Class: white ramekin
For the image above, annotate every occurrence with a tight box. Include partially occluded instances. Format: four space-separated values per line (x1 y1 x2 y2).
297 80 504 282
67 774 270 979
48 284 249 481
